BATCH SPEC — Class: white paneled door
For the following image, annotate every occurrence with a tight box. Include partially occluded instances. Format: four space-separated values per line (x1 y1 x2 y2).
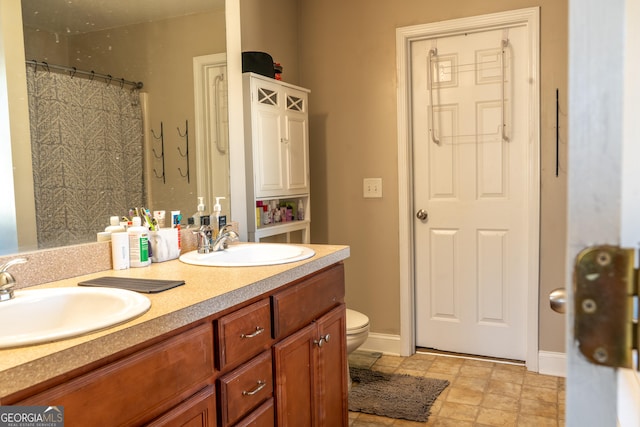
413 24 532 360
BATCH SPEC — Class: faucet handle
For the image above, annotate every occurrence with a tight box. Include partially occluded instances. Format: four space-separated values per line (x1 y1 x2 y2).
0 258 26 302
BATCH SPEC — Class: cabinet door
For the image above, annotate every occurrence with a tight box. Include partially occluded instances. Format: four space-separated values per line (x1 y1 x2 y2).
315 305 348 427
283 91 309 194
254 104 285 196
272 323 316 427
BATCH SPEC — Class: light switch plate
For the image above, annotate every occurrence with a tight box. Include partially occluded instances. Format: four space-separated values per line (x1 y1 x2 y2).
363 178 383 198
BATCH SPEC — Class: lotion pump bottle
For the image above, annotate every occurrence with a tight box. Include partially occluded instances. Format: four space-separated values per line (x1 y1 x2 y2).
193 196 206 227
212 196 225 237
105 216 126 233
128 216 151 267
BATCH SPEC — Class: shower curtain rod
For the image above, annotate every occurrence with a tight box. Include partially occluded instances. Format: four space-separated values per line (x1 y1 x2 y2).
26 59 144 89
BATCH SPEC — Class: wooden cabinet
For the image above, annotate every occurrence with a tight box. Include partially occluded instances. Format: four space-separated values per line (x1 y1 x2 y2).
271 263 348 426
272 305 348 427
243 72 311 243
16 323 216 426
7 263 346 427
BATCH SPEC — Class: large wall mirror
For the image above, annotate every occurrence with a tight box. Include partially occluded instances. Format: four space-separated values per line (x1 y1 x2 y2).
1 0 230 256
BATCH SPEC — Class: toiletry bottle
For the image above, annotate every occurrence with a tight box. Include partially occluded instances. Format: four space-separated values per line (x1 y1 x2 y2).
105 216 126 233
297 199 305 221
212 196 225 238
171 211 181 228
128 216 151 267
256 201 262 228
193 196 206 227
111 232 130 270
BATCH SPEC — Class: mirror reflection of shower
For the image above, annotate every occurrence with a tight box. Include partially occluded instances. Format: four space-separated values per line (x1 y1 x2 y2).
5 0 228 254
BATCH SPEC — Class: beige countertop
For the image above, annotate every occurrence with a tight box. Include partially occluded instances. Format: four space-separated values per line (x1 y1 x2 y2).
0 244 349 399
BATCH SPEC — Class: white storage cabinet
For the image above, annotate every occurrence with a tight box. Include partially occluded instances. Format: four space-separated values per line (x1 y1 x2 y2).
243 73 310 243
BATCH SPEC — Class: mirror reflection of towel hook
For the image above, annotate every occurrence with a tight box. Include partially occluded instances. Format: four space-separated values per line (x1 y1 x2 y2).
151 122 165 183
177 120 190 183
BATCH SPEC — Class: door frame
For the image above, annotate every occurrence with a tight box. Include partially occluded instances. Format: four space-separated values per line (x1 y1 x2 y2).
193 53 229 218
395 7 540 370
566 0 640 424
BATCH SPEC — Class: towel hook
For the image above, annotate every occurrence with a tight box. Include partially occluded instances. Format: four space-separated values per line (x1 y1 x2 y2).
176 120 190 183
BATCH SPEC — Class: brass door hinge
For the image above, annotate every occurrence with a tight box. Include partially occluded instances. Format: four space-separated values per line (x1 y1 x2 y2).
574 245 639 369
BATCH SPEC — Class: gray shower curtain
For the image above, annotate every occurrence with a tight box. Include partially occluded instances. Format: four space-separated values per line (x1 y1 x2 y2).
26 67 145 249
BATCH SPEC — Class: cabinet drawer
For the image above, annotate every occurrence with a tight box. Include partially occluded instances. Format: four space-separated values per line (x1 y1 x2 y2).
218 350 273 427
17 323 214 426
271 263 345 339
148 385 216 427
234 398 274 427
216 299 273 371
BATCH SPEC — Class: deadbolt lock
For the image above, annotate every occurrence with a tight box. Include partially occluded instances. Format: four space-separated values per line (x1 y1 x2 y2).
574 245 639 370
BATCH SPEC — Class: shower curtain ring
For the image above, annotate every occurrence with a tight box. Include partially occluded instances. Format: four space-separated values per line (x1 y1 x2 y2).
90 71 95 81
31 59 38 71
42 62 50 73
106 75 113 86
70 67 77 78
120 78 125 89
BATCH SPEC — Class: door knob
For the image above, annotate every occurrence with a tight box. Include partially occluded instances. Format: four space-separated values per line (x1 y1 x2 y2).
416 209 428 221
549 288 567 314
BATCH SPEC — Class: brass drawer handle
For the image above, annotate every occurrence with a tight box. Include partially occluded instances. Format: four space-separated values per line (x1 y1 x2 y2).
242 380 266 396
240 326 265 339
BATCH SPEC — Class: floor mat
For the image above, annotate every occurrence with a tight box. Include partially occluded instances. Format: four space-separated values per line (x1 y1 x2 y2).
348 366 449 422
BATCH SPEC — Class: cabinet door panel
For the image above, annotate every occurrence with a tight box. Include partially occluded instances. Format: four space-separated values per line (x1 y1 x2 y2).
285 114 309 192
255 107 284 196
316 305 348 426
273 323 316 427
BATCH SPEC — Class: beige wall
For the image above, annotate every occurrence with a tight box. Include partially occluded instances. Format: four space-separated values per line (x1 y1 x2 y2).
23 11 226 220
240 0 300 84
295 1 567 353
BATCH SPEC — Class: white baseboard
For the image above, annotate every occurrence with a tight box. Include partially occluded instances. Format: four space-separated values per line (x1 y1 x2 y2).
358 334 566 378
538 351 566 377
358 332 402 356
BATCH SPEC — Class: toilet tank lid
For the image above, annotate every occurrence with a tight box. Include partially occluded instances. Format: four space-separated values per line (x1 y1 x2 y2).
346 308 370 329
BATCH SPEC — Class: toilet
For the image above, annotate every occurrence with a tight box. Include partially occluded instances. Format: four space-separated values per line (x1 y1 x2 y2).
346 308 370 391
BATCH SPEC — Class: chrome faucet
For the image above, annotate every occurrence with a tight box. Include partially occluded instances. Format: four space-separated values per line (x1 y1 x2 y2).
0 258 27 302
212 225 239 251
195 229 212 253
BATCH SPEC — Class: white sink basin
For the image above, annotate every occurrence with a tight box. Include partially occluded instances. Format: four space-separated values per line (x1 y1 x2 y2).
0 287 151 348
179 243 315 267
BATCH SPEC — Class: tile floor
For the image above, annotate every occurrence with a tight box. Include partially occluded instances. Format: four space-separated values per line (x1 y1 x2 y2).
348 351 565 427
